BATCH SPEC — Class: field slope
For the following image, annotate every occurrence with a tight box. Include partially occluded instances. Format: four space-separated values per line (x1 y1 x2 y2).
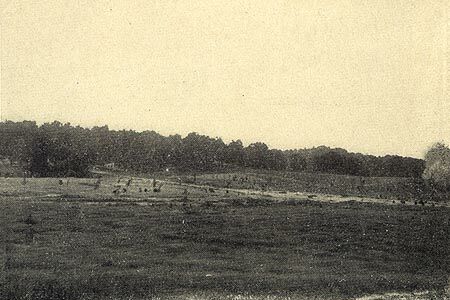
0 177 449 300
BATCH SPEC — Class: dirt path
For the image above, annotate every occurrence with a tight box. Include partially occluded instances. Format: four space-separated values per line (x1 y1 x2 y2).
159 178 450 208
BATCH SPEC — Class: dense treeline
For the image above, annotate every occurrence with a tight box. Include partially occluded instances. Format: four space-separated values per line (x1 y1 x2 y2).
0 121 424 178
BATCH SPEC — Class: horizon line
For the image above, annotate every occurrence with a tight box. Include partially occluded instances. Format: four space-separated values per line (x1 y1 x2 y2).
0 118 430 160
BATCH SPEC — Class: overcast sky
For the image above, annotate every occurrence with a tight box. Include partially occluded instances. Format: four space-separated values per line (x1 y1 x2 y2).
1 1 449 158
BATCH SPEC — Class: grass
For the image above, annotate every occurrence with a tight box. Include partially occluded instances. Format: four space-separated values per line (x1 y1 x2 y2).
170 171 450 203
0 176 449 300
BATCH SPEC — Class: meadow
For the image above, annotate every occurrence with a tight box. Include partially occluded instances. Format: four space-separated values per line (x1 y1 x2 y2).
0 175 449 300
171 170 450 203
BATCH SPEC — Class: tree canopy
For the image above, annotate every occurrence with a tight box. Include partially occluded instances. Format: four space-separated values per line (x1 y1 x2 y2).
423 142 450 191
0 120 425 178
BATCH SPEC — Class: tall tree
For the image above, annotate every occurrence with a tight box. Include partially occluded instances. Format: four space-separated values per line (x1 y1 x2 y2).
423 143 450 191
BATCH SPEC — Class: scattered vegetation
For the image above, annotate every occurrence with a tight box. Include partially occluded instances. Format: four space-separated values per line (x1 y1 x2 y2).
0 177 449 299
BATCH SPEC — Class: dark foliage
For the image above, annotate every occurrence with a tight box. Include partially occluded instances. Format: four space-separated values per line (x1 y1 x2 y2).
0 120 425 178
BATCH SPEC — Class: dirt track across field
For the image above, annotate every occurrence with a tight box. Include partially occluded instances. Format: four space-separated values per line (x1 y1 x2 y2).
161 178 450 209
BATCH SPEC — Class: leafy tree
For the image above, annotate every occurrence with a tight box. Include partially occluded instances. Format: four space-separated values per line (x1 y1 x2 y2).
244 142 269 169
423 143 450 191
288 152 307 172
224 140 245 166
266 149 288 170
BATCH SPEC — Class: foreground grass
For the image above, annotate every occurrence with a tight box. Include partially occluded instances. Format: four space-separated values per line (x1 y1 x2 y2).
0 177 449 299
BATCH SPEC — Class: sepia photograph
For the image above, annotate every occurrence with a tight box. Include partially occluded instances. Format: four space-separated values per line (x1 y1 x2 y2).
1 1 449 299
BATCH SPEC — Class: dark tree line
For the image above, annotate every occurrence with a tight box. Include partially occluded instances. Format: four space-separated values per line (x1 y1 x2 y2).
0 121 424 178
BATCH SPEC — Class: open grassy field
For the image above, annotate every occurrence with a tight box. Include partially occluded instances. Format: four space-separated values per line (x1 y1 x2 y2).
1 176 449 299
169 171 450 203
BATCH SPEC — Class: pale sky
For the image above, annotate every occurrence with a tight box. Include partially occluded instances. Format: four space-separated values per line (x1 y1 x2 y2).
1 1 449 158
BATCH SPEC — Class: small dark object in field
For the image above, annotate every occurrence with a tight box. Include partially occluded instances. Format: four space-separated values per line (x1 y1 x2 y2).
414 201 417 205
154 182 164 193
419 200 425 206
209 188 215 193
392 200 395 203
24 213 37 225
226 190 229 194
400 200 405 204
126 178 132 187
101 260 114 267
113 189 119 194
94 177 101 189
308 194 316 199
144 188 148 192
58 179 63 185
